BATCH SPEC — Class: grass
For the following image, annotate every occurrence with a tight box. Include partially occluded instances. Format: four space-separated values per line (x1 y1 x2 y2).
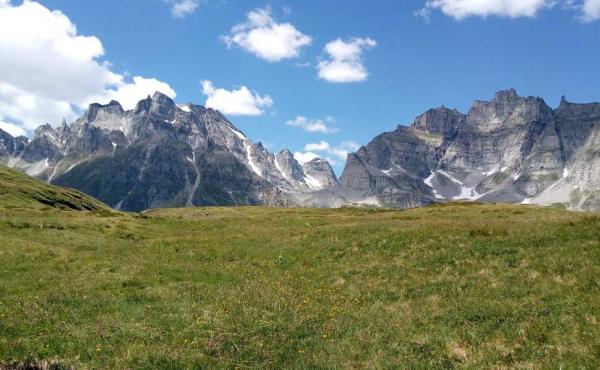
0 166 599 368
0 165 108 212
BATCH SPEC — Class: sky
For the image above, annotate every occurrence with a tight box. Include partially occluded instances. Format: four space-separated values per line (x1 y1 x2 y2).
0 0 599 174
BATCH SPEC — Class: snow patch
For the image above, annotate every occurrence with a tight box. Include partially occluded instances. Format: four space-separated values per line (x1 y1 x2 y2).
482 166 500 176
563 168 569 178
438 170 480 200
227 126 247 141
274 158 290 181
25 159 49 176
304 174 325 190
424 171 444 199
244 142 262 177
178 104 192 113
382 168 393 176
424 171 435 187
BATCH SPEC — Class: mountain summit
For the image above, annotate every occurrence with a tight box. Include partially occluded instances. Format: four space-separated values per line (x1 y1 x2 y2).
1 89 598 211
332 90 600 211
1 93 336 211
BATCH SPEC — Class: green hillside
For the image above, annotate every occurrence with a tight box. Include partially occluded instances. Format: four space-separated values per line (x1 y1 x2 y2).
0 165 108 211
0 170 599 368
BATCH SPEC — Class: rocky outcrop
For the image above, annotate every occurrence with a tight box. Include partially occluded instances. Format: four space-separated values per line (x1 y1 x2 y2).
0 128 28 160
3 92 335 211
337 90 600 211
4 89 598 211
302 158 338 189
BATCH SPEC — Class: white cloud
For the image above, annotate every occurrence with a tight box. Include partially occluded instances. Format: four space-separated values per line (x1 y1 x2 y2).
285 116 338 133
223 7 312 62
293 151 320 165
103 76 176 110
581 0 600 21
418 0 600 22
317 38 377 83
301 140 361 161
0 1 176 134
166 0 200 18
0 119 26 137
304 140 331 151
201 80 273 116
419 0 553 20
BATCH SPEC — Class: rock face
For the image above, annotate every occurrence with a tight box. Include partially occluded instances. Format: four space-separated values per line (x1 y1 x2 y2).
0 128 28 159
3 89 599 211
337 89 600 211
2 92 335 211
302 158 338 189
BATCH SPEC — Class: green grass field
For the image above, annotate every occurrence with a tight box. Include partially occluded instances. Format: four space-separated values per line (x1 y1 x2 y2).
0 165 599 369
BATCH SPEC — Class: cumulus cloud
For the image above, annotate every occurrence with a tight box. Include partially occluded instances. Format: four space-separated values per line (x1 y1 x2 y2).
293 151 320 165
166 0 200 18
285 116 338 133
581 0 600 21
295 140 361 165
0 1 176 134
223 7 312 62
103 77 176 110
0 119 26 137
304 141 331 151
418 0 553 20
417 0 600 22
201 80 273 116
317 37 377 83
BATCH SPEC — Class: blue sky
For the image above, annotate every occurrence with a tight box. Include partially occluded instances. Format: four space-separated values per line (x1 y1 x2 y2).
0 0 599 173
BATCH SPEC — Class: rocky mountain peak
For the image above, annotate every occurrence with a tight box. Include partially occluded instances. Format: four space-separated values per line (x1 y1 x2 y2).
493 88 519 101
302 157 338 189
411 106 465 138
275 149 305 183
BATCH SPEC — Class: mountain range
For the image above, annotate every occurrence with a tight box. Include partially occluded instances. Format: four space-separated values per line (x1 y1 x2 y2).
1 89 598 211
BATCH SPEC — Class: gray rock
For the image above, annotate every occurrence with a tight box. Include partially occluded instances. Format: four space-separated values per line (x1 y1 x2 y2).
5 92 335 211
337 89 600 211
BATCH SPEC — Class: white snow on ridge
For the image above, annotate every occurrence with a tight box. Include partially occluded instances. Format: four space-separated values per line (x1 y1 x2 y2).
437 170 463 186
482 166 499 176
25 159 49 177
304 174 325 190
424 171 435 187
274 158 289 181
563 168 569 178
423 171 444 199
227 126 247 141
382 168 393 176
244 142 262 177
437 169 481 200
178 104 192 113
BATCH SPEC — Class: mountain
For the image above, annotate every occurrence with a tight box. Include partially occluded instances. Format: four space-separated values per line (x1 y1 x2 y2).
0 164 108 211
336 89 600 211
1 92 336 212
2 89 598 212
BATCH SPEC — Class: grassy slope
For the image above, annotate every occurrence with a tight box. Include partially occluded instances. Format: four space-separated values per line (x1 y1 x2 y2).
0 197 599 368
0 165 108 211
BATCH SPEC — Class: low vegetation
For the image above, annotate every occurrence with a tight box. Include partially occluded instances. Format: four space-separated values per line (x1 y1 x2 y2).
0 166 599 368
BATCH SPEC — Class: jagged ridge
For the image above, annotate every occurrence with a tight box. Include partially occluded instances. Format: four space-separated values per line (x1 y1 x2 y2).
336 89 600 211
1 92 337 212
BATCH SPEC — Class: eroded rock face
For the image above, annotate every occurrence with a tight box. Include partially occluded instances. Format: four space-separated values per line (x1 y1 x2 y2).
4 92 335 211
337 90 600 211
0 128 28 159
4 89 599 211
302 158 338 189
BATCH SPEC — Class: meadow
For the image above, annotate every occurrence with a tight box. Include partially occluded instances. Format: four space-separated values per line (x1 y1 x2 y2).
0 167 599 369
